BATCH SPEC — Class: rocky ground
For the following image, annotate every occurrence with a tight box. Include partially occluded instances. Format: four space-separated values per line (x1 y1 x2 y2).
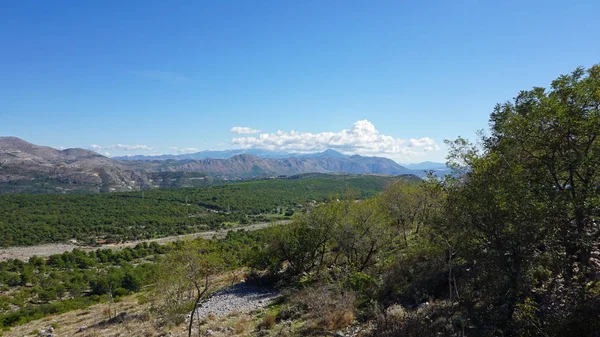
193 282 279 319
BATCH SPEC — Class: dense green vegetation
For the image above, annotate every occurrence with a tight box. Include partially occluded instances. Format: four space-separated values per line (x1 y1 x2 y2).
0 243 162 328
237 65 600 336
0 174 406 247
0 229 269 330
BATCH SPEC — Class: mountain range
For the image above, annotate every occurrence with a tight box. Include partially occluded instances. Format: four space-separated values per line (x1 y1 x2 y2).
0 137 447 193
113 148 357 161
0 137 151 193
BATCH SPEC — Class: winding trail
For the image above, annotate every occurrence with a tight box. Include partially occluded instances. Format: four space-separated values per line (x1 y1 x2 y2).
0 220 290 262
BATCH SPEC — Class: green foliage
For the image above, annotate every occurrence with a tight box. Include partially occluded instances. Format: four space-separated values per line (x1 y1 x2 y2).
0 243 164 329
248 65 600 337
0 296 102 329
435 64 600 336
152 240 229 337
0 174 403 247
344 272 376 295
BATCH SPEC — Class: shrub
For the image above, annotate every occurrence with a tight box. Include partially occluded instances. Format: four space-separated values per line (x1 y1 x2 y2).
233 316 250 334
287 284 357 331
344 272 376 296
257 312 276 330
375 300 463 337
112 287 129 297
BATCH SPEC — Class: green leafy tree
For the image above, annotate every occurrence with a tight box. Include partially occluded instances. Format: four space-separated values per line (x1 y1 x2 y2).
333 198 394 272
153 240 225 337
487 65 600 286
442 64 600 335
267 202 341 276
381 180 432 246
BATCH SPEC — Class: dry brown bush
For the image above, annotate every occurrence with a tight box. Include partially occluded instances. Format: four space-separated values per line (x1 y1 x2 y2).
327 310 355 330
374 300 462 337
284 284 357 331
233 316 250 334
257 312 277 330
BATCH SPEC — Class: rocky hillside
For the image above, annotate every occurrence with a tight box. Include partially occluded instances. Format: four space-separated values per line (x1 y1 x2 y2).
124 152 413 177
0 137 150 193
0 137 417 193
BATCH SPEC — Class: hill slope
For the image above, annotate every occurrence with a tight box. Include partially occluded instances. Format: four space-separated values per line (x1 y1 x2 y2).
0 137 418 193
123 152 413 177
0 137 150 193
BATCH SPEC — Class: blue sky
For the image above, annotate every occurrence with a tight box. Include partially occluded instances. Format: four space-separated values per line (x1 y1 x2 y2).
1 0 599 163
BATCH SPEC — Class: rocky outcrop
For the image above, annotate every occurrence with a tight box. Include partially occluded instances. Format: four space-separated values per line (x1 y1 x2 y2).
0 137 150 193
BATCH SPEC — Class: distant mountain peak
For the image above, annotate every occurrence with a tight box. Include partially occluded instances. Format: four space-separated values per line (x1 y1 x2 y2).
0 136 39 149
319 149 347 158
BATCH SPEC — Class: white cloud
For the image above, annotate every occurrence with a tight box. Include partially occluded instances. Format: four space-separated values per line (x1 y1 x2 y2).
177 147 200 154
89 144 153 151
409 137 435 147
231 120 440 161
231 126 261 134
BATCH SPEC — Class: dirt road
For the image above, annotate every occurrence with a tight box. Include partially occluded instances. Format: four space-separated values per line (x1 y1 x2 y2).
0 220 290 262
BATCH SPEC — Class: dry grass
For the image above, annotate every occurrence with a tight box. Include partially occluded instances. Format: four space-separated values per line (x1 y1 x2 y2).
4 295 269 337
3 292 358 337
2 294 182 337
327 310 355 330
233 316 250 334
281 284 357 333
257 312 277 330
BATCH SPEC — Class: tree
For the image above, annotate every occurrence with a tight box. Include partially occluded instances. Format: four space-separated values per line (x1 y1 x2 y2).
154 240 225 337
381 178 442 247
333 198 394 272
444 146 545 332
442 64 600 335
487 65 600 288
267 202 341 277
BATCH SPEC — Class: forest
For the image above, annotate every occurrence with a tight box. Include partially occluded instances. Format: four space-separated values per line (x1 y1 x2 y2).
0 174 406 247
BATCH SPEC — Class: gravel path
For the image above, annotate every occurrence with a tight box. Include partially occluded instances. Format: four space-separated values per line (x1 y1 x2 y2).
0 220 290 262
194 283 279 319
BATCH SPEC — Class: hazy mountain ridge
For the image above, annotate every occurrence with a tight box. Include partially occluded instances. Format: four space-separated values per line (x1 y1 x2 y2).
114 148 354 161
122 152 414 177
114 148 295 161
0 137 432 193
